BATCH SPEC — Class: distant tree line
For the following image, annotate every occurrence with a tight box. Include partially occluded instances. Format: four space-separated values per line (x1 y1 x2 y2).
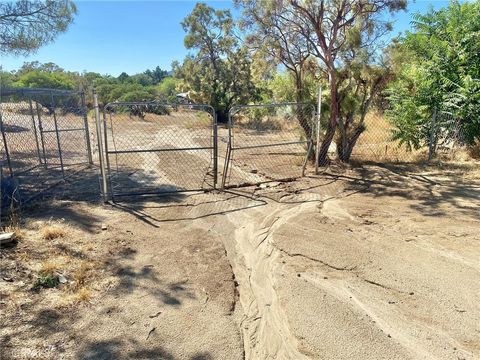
0 61 179 106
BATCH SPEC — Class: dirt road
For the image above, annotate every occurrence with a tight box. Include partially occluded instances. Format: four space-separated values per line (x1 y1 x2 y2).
1 165 479 359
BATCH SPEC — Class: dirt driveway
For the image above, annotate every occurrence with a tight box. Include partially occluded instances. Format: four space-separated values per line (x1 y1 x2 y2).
1 164 479 360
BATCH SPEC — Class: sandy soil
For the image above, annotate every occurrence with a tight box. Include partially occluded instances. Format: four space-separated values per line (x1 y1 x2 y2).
1 163 479 360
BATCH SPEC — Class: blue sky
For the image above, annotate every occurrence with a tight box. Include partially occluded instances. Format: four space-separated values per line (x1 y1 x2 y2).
1 1 450 76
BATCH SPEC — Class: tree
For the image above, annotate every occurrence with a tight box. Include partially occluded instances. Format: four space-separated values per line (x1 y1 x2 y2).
144 66 168 84
0 0 77 56
266 0 406 164
386 1 480 150
238 0 319 137
176 2 258 121
15 70 75 89
0 69 15 89
128 73 154 87
156 77 180 102
118 72 130 83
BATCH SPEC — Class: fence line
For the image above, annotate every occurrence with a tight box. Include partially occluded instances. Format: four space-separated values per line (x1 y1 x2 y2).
221 102 316 189
1 87 471 211
0 88 98 209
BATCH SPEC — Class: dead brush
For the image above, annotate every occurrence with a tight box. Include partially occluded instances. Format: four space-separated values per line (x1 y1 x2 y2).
3 224 23 241
75 287 91 302
467 141 480 159
2 204 24 241
39 260 60 276
71 262 94 291
41 224 66 240
60 287 92 307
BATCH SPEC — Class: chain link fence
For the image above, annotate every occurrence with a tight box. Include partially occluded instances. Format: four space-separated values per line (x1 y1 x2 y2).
221 103 316 188
0 88 97 210
1 86 473 213
102 102 216 199
347 111 467 164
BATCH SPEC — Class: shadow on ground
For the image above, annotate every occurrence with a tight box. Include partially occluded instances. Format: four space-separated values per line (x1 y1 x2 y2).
321 162 480 220
79 339 213 360
110 190 267 226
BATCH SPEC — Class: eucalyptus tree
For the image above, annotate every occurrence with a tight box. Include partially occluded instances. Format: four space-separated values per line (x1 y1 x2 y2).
237 0 320 137
241 0 405 164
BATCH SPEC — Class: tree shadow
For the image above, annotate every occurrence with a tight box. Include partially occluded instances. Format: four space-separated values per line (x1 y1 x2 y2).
323 162 480 220
1 124 30 133
78 339 213 360
110 190 266 226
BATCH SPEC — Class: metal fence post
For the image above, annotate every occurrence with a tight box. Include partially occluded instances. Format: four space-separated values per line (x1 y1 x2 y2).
0 111 13 177
428 108 438 161
102 108 113 201
221 109 233 190
93 89 108 202
315 86 322 174
302 140 313 177
51 91 65 178
35 101 48 168
0 158 2 228
80 91 93 165
213 111 218 189
28 97 43 165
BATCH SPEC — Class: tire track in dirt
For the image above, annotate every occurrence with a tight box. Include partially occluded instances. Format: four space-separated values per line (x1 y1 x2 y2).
225 203 312 360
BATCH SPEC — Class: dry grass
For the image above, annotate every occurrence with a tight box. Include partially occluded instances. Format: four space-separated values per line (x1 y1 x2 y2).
184 112 212 129
351 112 425 163
75 287 91 302
467 141 480 159
2 210 24 241
59 287 92 307
3 224 24 241
41 225 66 240
72 262 94 290
39 260 60 276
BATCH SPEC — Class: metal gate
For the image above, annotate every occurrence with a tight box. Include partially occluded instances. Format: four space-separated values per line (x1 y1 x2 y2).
1 88 93 203
221 103 315 188
1 88 92 175
102 101 217 199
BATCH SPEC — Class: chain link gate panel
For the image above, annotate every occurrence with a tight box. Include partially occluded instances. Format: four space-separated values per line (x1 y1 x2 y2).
221 103 315 188
1 88 94 205
103 102 217 199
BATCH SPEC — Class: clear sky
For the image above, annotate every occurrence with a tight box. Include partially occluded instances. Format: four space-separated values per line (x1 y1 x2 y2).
0 0 450 76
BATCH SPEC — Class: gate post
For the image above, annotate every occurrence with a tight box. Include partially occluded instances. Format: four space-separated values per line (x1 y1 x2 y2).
0 111 13 176
28 97 43 165
221 108 233 190
80 91 93 165
93 89 108 202
50 91 65 179
35 101 48 168
315 86 322 175
213 111 218 189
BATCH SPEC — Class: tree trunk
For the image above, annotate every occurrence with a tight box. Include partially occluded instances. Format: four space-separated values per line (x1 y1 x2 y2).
317 71 338 166
293 74 316 160
336 124 365 162
216 109 228 124
294 78 312 140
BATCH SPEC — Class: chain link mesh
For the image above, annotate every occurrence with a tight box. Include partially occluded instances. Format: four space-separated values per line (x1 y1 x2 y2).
347 111 466 163
0 89 96 207
221 103 315 188
103 102 216 198
2 87 471 208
